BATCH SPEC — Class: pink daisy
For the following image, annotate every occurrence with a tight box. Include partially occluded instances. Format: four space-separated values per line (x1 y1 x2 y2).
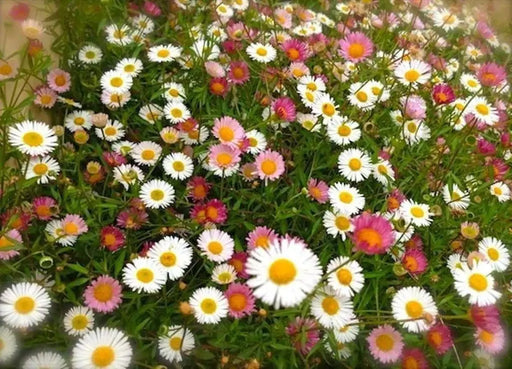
402 95 427 120
281 39 310 62
470 305 502 333
240 163 258 181
401 249 428 275
116 208 148 230
307 178 329 204
34 86 58 108
408 0 430 8
9 2 30 22
47 68 71 93
351 213 395 255
186 176 211 202
274 8 292 29
401 348 429 369
246 226 278 250
427 323 453 355
61 214 88 236
100 225 125 252
225 283 256 319
404 233 424 251
254 149 285 181
272 97 296 122
1 207 31 231
212 116 245 147
143 0 161 17
228 61 250 85
0 229 22 260
203 199 228 224
286 317 320 355
84 275 123 313
477 63 507 87
287 62 310 79
475 326 505 354
387 189 406 211
204 61 225 78
209 144 241 170
228 252 249 279
339 32 374 63
209 77 229 97
432 83 455 105
102 152 127 167
32 196 58 220
367 324 404 364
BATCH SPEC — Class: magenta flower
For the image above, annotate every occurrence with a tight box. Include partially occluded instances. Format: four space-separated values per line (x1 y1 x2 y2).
351 213 395 255
32 196 58 220
477 62 507 87
427 323 453 355
272 97 296 122
432 83 455 105
281 39 311 62
9 2 30 22
401 249 428 275
400 348 429 369
228 252 249 279
84 275 123 313
470 305 502 332
228 61 250 85
475 325 505 353
100 225 125 252
307 178 329 204
143 1 161 17
225 283 256 318
339 32 374 63
285 317 320 355
246 226 278 250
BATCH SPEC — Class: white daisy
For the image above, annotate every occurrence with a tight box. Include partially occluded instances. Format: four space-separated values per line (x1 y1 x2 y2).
139 179 175 209
191 38 221 60
400 199 432 227
189 287 229 324
394 60 431 86
328 182 365 215
401 120 431 144
211 264 237 285
297 84 319 108
372 160 395 185
348 82 377 110
160 126 180 144
0 326 17 363
45 219 77 247
122 257 167 293
164 101 191 124
105 24 132 45
8 120 57 156
180 125 209 145
115 58 143 77
246 238 322 309
130 14 154 34
95 120 125 142
326 256 365 298
325 340 352 360
139 104 164 124
245 130 267 154
100 90 131 109
147 236 193 280
333 318 360 343
338 148 372 182
78 45 102 64
163 152 194 180
148 44 182 62
298 76 326 92
312 93 339 121
65 111 93 132
22 351 68 369
216 3 233 18
296 113 321 132
310 287 354 329
453 262 501 306
131 141 162 166
197 229 234 263
327 118 361 146
467 97 499 126
0 282 51 329
490 182 510 202
112 141 136 156
433 8 460 31
391 286 438 333
158 325 195 364
460 73 481 93
100 70 133 94
367 79 390 102
478 237 510 272
447 253 467 274
26 156 60 184
323 210 353 240
246 43 276 63
113 164 144 190
162 82 186 101
71 327 132 369
442 184 470 210
63 306 94 337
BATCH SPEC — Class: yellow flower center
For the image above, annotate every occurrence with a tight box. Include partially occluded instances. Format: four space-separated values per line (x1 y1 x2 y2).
479 330 494 344
217 272 232 283
172 161 185 172
104 127 117 136
40 95 53 105
200 298 217 314
403 357 420 369
335 216 350 231
356 91 368 102
487 248 499 261
0 236 13 248
124 64 135 73
91 346 115 367
261 160 277 175
338 191 353 204
467 79 478 88
287 48 300 61
208 241 223 255
468 273 488 291
157 49 170 58
150 189 165 201
170 108 183 118
0 63 13 76
64 222 79 235
217 153 233 166
321 296 340 315
407 122 417 133
71 314 89 330
141 149 155 161
475 104 489 116
93 283 113 302
55 75 67 86
405 300 423 318
160 251 177 267
85 51 96 59
219 126 234 141
378 165 388 175
33 163 49 176
228 293 247 311
256 47 267 56
169 337 182 351
14 296 35 314
136 268 154 283
348 43 364 59
493 187 503 195
348 158 362 171
337 125 351 137
375 334 394 351
410 206 424 218
110 77 123 88
356 228 383 249
404 69 420 83
322 103 335 117
23 132 44 147
336 268 352 285
306 82 317 91
268 258 296 285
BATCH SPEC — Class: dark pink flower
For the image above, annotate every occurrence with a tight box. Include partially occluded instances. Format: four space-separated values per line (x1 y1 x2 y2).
477 138 496 156
427 323 453 355
209 77 229 97
228 61 250 85
272 97 296 122
477 63 507 87
307 178 329 204
282 39 311 62
400 348 429 369
351 213 395 255
186 177 211 202
143 1 161 16
432 84 455 105
225 283 256 318
9 2 30 22
228 252 249 279
100 226 125 252
103 152 127 167
470 305 501 332
401 249 428 275
286 317 320 355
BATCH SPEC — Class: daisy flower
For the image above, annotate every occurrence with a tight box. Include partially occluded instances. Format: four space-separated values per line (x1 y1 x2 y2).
197 229 234 263
296 113 320 132
83 275 122 313
433 8 460 30
489 182 510 202
34 86 57 108
26 155 60 184
394 60 431 86
245 130 267 154
78 45 102 64
71 327 132 369
467 97 499 126
272 97 296 123
470 304 501 333
401 120 431 144
63 306 94 336
162 152 194 180
189 287 229 324
228 61 250 84
478 237 510 272
139 104 163 124
224 283 255 319
113 164 144 190
162 82 185 101
101 90 131 109
326 256 364 297
164 101 190 124
100 70 133 94
61 214 88 236
310 287 354 329
246 226 278 250
338 148 372 182
191 38 220 60
352 213 395 255
212 264 237 284
254 150 285 181
339 32 374 63
122 257 167 293
333 318 360 344
45 219 77 246
0 61 16 80
0 229 21 260
95 120 125 142
115 58 143 77
477 62 507 87
453 262 501 306
0 326 17 363
0 282 51 329
426 323 453 355
105 24 132 45
327 118 361 146
65 111 93 132
400 348 429 369
400 200 433 227
47 68 71 93
442 184 470 210
307 178 329 204
158 325 195 364
475 326 505 354
8 120 57 156
391 286 438 333
246 43 276 63
328 182 365 215
367 325 404 364
323 210 353 240
312 93 339 121
22 351 68 369
348 82 377 110
131 141 162 166
401 249 428 275
212 116 245 147
139 179 175 209
148 44 182 62
281 39 310 62
208 144 241 175
372 160 395 185
246 238 322 309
